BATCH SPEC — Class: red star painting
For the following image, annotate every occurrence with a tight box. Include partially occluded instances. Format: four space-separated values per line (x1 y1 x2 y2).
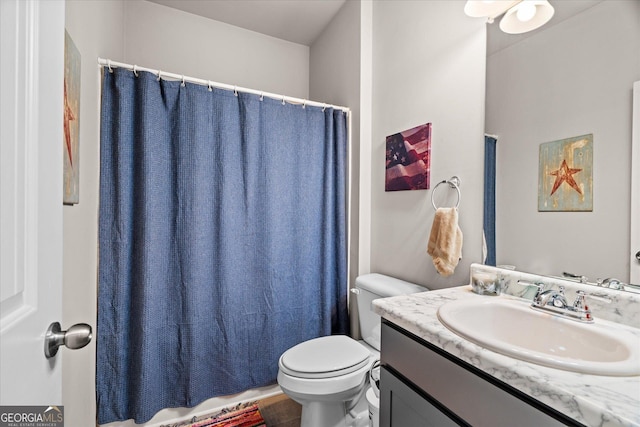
63 81 75 167
549 159 582 196
63 31 80 204
538 134 593 212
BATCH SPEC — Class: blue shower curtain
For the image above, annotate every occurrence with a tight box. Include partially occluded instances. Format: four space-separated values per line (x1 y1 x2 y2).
97 68 348 424
484 135 497 266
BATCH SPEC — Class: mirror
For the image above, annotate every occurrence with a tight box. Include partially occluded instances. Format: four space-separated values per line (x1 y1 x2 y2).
485 1 640 290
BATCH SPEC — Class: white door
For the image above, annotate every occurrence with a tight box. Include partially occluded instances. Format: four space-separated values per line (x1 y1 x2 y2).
632 81 640 285
1 0 65 405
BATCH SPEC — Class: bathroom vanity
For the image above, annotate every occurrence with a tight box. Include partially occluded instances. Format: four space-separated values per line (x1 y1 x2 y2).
373 271 640 427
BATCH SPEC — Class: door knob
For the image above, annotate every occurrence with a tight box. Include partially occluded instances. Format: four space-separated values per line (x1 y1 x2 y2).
44 322 92 359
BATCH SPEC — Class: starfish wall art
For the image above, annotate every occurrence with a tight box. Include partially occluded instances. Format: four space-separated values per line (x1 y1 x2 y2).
63 30 81 205
538 134 593 212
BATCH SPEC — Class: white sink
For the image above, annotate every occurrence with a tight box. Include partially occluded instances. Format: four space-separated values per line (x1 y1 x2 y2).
437 297 640 376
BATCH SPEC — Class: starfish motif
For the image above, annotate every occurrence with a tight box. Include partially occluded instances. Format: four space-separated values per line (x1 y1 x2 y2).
63 80 75 167
549 159 582 196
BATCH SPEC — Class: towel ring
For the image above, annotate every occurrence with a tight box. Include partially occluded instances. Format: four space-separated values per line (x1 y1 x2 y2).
431 176 461 210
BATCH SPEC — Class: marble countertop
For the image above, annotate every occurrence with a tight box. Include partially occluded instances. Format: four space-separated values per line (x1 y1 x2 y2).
373 286 640 427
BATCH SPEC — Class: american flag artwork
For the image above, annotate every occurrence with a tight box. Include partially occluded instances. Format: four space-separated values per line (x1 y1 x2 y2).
385 123 432 191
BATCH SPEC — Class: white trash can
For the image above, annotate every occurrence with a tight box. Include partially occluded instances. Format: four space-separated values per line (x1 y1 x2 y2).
366 386 379 427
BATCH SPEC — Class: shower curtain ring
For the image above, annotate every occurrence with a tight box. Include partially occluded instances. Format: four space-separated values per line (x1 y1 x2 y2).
157 70 162 82
234 86 238 97
181 76 186 87
107 59 113 73
302 100 306 109
282 95 286 105
259 92 264 101
133 65 139 77
207 81 213 92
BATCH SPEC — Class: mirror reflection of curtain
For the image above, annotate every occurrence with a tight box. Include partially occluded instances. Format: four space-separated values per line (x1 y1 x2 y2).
97 68 348 424
632 81 640 285
484 135 497 266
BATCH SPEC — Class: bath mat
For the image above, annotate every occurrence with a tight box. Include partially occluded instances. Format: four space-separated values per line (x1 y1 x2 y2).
163 403 266 427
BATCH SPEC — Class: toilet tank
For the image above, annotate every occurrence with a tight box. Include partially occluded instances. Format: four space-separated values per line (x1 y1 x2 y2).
354 273 428 351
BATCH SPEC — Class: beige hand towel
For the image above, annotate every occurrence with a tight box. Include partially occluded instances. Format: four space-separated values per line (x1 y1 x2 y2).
427 207 463 277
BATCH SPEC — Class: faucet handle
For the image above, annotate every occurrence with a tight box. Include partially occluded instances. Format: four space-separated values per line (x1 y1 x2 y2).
573 290 587 309
572 291 592 321
572 290 612 321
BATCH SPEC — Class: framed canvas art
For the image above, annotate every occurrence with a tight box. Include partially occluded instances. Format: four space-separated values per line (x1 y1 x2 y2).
538 134 593 212
385 123 432 191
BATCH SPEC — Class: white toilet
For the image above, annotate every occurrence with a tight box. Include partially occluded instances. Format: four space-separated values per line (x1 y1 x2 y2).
277 273 428 427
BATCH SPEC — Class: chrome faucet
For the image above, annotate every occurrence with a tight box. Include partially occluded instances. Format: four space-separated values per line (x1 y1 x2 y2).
535 285 568 309
597 277 625 290
561 272 640 294
519 281 611 323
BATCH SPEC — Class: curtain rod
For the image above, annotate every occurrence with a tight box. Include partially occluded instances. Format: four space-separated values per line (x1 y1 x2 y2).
97 58 350 113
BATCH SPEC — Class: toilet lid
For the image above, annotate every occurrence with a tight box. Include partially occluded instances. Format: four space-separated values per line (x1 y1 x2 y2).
280 335 371 379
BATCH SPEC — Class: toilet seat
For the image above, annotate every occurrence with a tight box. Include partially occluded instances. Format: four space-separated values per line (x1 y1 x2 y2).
279 335 371 379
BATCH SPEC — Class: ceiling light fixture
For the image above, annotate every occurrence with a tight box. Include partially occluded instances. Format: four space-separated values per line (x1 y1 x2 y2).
464 0 555 34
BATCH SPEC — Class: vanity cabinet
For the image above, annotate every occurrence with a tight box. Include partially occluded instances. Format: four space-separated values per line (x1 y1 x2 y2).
380 320 583 427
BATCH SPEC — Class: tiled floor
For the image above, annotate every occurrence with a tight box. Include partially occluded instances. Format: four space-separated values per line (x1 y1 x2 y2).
258 394 301 427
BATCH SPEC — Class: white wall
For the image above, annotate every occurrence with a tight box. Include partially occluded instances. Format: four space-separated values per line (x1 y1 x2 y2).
63 2 124 426
486 1 640 281
123 0 309 99
359 1 373 279
370 0 487 289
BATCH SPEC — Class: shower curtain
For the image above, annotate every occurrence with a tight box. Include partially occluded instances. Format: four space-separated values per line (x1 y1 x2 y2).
97 68 348 424
483 135 497 266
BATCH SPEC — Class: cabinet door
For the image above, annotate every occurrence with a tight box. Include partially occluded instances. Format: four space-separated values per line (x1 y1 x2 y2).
380 367 464 427
381 322 577 427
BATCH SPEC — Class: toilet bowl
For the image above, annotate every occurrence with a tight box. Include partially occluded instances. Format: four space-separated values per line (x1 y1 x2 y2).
277 274 428 427
278 335 376 427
